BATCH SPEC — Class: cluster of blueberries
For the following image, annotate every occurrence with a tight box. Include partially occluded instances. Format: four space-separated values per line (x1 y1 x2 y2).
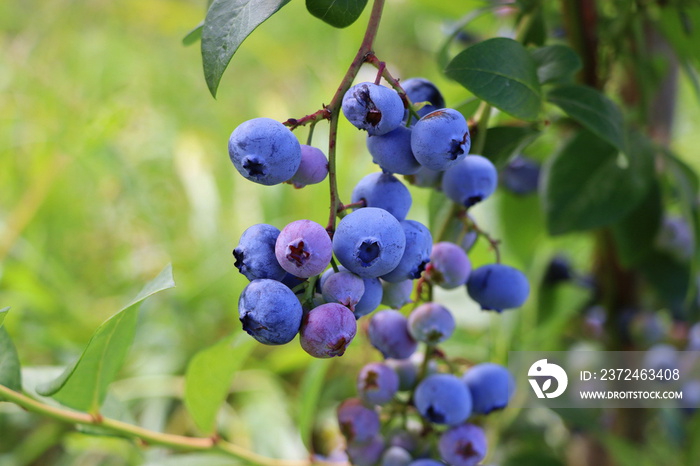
337 305 514 466
227 76 530 464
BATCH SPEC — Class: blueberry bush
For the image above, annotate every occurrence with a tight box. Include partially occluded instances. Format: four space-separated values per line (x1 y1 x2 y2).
1 0 699 465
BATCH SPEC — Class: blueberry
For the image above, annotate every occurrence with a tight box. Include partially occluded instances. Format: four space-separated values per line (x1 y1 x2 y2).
233 224 287 281
381 279 414 309
404 166 443 189
438 424 487 466
228 117 301 185
442 155 497 207
414 374 472 425
333 208 406 279
411 108 470 171
385 358 418 391
407 303 455 344
367 126 422 175
425 241 471 289
368 309 417 359
342 82 404 136
381 446 413 466
407 460 444 466
321 270 365 312
275 219 332 278
500 155 540 195
657 216 693 262
462 363 515 414
357 361 400 405
238 279 303 345
281 272 306 291
679 380 700 413
346 435 386 466
351 172 413 221
688 323 700 351
643 344 678 373
466 264 530 312
321 266 383 318
300 303 357 358
289 144 328 188
402 77 446 121
337 398 380 444
381 220 432 283
543 255 572 285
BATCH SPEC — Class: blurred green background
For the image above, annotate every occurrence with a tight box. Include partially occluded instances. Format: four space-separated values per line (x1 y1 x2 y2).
1 0 699 465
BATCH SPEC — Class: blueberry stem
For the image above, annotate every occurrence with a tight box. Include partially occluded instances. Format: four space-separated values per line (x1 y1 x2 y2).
330 256 340 273
462 213 501 263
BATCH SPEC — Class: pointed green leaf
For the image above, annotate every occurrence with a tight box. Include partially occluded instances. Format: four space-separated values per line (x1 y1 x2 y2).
0 307 9 328
531 45 582 85
202 0 292 97
481 126 541 168
297 359 331 449
36 265 175 413
547 84 626 153
0 327 22 394
541 130 652 235
305 0 368 28
184 333 255 434
183 22 203 46
611 182 662 267
445 38 542 121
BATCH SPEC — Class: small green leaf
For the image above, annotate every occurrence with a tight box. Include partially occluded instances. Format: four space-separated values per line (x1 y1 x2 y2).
611 182 662 267
481 126 540 168
305 0 368 28
547 84 626 153
297 359 330 449
184 333 255 434
445 38 542 121
202 0 292 97
36 265 175 413
541 130 652 235
0 327 22 393
183 22 203 46
0 307 9 328
531 45 582 85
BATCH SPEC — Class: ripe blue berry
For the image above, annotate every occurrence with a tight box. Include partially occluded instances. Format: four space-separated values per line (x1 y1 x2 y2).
408 460 443 466
321 266 383 318
368 309 417 359
501 155 540 195
300 303 357 358
381 220 432 283
381 446 413 466
228 117 301 185
351 172 413 221
289 144 328 188
438 424 487 466
342 82 404 136
238 279 303 345
333 208 406 279
346 435 386 466
442 155 497 207
462 363 515 414
408 303 455 344
381 279 414 309
467 264 530 312
357 362 400 405
367 126 421 175
385 358 418 391
233 224 287 281
411 108 470 171
425 242 471 289
321 270 365 312
337 398 380 444
402 77 446 120
414 374 472 425
404 166 443 189
275 219 332 278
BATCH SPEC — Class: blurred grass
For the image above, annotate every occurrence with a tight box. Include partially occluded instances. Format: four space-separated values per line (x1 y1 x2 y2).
1 0 699 464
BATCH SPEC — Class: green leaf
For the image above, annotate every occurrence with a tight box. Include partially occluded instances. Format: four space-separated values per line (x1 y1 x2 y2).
305 0 368 28
0 307 9 328
0 327 22 393
445 38 542 121
531 45 582 85
202 0 292 97
297 359 330 449
541 130 652 235
182 22 203 46
36 265 175 413
547 84 626 153
481 126 540 168
184 333 255 434
611 182 662 267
